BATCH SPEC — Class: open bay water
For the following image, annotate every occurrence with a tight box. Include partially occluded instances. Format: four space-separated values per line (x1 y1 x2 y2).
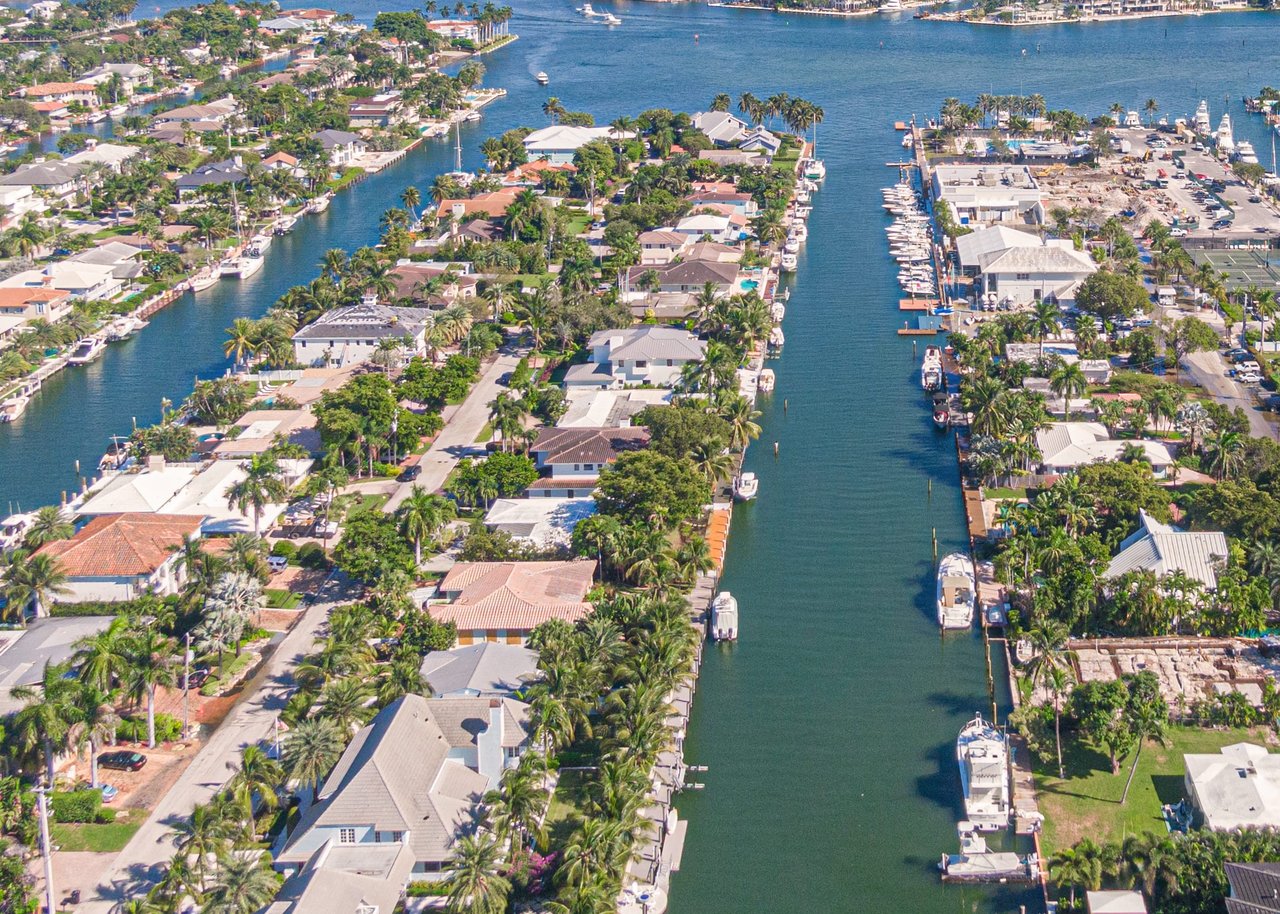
5 4 1280 909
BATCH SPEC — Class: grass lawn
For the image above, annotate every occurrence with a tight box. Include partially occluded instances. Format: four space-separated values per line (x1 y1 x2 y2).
565 214 591 236
474 420 494 445
347 493 389 515
52 808 147 853
264 588 301 609
546 769 591 846
982 487 1028 501
1037 724 1267 855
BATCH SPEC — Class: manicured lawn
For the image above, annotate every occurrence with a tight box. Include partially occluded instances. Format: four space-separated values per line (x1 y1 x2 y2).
565 214 591 236
546 769 591 846
265 588 301 609
347 493 389 515
1036 724 1266 855
51 808 147 852
474 420 494 445
982 487 1028 501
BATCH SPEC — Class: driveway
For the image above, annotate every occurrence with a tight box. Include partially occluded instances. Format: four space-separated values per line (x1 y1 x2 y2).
75 572 358 913
384 347 528 512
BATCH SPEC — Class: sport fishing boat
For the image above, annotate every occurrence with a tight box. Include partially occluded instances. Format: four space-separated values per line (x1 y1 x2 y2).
220 250 264 279
956 714 1011 830
920 345 943 391
711 591 738 641
67 337 105 365
936 552 975 629
734 471 759 501
780 252 798 272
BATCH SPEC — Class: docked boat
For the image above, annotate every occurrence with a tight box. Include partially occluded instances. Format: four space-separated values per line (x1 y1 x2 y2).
1194 99 1211 134
936 552 975 629
734 471 759 502
0 512 34 552
795 188 811 204
783 237 800 255
956 715 1011 830
920 345 943 391
767 326 785 356
940 823 1037 883
464 110 482 122
68 337 106 365
309 193 333 213
780 252 798 272
770 301 786 323
0 391 30 423
711 591 739 641
188 269 220 292
932 392 950 429
791 222 808 243
106 316 147 341
535 72 549 85
107 104 128 118
1236 140 1259 165
1216 113 1235 154
273 214 298 235
803 158 826 182
220 251 265 279
758 368 776 392
248 233 271 255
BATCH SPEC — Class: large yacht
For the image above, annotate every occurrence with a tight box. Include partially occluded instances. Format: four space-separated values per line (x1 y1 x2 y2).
936 552 975 629
956 714 1010 831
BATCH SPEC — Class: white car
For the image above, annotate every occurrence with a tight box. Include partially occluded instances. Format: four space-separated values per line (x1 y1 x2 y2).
1239 372 1262 384
1169 227 1187 237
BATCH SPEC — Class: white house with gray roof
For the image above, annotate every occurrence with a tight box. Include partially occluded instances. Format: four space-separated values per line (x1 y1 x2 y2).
691 110 748 147
1103 509 1228 590
275 694 531 880
420 642 540 697
292 299 432 367
980 243 1098 306
565 326 707 388
1034 422 1175 477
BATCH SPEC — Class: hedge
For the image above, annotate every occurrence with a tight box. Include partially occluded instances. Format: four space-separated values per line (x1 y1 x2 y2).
118 712 182 744
52 789 101 824
406 881 451 897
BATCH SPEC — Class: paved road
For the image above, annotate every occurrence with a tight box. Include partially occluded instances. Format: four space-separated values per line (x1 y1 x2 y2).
384 347 527 512
78 574 355 914
1182 348 1277 440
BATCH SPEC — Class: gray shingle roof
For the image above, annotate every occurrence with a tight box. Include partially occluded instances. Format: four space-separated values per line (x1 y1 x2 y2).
587 326 707 362
293 303 432 341
426 697 530 749
1227 862 1280 913
419 642 540 697
313 128 364 149
530 426 650 465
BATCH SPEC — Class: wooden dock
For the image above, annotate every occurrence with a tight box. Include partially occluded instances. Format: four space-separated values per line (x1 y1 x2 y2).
899 298 937 311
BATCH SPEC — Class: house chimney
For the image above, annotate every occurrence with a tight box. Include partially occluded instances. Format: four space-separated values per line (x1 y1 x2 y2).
476 699 505 788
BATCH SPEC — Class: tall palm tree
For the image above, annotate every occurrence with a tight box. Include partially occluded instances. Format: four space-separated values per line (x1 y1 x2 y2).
202 852 279 914
226 454 289 536
283 717 346 799
223 318 259 368
1120 694 1168 805
171 802 233 886
74 615 134 693
1029 298 1060 363
23 505 73 548
483 763 550 853
317 676 374 733
398 486 456 565
401 185 421 224
1049 361 1088 420
10 661 83 784
76 685 119 789
2 551 69 620
226 744 284 833
125 629 176 749
444 833 511 914
1023 620 1076 778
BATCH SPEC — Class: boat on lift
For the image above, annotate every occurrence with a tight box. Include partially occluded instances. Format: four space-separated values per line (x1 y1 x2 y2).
940 822 1038 883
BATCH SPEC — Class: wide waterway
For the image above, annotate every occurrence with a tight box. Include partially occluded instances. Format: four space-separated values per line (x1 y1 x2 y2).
6 4 1280 910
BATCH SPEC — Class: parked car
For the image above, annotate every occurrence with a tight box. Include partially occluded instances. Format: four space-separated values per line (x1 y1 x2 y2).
1239 372 1262 385
99 784 119 803
267 555 288 573
397 464 421 482
1211 220 1233 231
98 751 146 772
185 666 210 689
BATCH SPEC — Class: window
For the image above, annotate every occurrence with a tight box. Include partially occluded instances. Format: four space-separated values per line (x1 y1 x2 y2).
666 359 674 367
390 831 403 843
339 828 356 844
1015 273 1031 281
635 360 647 368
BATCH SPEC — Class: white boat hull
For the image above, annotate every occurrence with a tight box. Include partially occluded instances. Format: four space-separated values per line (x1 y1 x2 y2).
711 592 738 641
936 551 975 629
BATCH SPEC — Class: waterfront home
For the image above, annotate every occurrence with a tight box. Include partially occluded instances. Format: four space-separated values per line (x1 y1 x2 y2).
275 694 521 881
1185 743 1280 831
266 841 414 914
955 225 1044 274
979 244 1097 306
672 212 742 245
625 259 740 296
1086 891 1147 914
27 1 61 18
931 164 1045 226
70 241 147 283
151 97 237 125
0 617 114 715
1103 509 1228 590
10 81 98 106
65 141 141 172
1034 422 1175 477
698 149 769 168
212 409 321 459
175 158 248 199
150 119 223 146
685 241 743 264
348 92 404 128
78 63 151 97
258 14 310 32
691 111 748 147
388 262 479 304
1 262 123 301
637 229 691 265
431 559 596 644
687 189 758 217
564 326 707 389
0 287 71 347
313 128 366 168
738 125 781 159
527 426 650 497
0 161 85 205
501 159 577 187
288 7 339 24
419 642 540 697
291 300 433 368
262 151 301 173
455 218 502 243
558 388 671 428
522 125 628 165
0 183 39 218
1224 862 1280 914
435 189 519 222
482 497 597 551
426 17 480 40
35 513 202 604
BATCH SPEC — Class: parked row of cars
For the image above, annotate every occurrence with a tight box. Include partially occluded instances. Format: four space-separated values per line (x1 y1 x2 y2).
1224 347 1263 384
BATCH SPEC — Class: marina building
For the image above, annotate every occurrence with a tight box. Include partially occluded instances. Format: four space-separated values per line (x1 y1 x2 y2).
430 559 596 645
1185 743 1280 831
978 244 1097 306
931 164 1045 226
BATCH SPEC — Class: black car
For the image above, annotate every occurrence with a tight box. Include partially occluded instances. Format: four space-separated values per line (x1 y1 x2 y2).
98 750 147 772
397 464 421 482
1211 219 1233 230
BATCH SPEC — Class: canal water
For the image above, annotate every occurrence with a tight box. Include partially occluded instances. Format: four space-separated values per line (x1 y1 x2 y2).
6 4 1280 910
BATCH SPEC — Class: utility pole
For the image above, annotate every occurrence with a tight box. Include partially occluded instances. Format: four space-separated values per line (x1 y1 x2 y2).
35 784 55 914
183 631 192 740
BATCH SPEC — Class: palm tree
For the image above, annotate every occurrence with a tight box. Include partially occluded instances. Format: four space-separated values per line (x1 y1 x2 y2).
226 744 283 833
10 661 83 784
223 318 259 368
401 185 421 224
1050 839 1106 909
226 454 289 536
1029 298 1059 363
1204 429 1244 480
1023 620 1076 778
445 833 511 914
1143 98 1159 126
283 717 346 798
73 614 134 693
2 551 69 620
488 393 529 454
398 486 456 565
719 395 761 450
1049 361 1088 420
202 852 279 914
76 685 119 789
171 802 233 885
689 439 734 486
484 763 550 853
317 676 374 733
125 629 176 748
23 505 72 548
1120 694 1168 805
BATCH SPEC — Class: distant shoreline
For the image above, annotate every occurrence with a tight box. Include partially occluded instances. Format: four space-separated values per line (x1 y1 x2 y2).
920 3 1264 26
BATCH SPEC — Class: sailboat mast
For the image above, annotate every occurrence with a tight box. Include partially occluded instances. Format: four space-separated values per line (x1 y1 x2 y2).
454 120 463 173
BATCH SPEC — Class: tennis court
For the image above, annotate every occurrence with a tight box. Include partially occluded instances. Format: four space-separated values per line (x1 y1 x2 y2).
1191 248 1280 291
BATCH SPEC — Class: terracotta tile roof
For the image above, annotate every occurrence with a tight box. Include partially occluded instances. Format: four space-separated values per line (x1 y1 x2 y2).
28 101 69 113
0 287 69 307
18 82 96 96
530 426 649 466
435 189 519 220
434 560 595 631
37 513 201 577
262 151 298 166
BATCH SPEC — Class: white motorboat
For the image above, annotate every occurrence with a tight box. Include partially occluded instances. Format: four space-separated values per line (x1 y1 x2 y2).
464 110 482 122
67 337 105 365
87 111 108 123
601 12 622 23
220 252 265 278
535 72 549 85
734 471 759 502
936 551 975 629
795 188 811 204
956 715 1011 830
1194 99 1211 134
1216 113 1235 154
248 233 271 255
1236 141 1259 165
803 158 826 182
711 591 739 641
273 213 298 235
0 391 30 423
794 205 812 220
767 326 785 355
0 512 34 551
770 301 786 322
106 316 147 341
783 237 800 255
940 823 1038 883
758 367 776 392
881 0 903 10
309 193 332 213
780 252 798 272
188 269 220 292
107 104 128 117
791 222 808 243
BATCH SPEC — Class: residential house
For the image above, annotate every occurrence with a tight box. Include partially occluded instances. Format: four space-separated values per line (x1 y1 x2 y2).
426 18 479 40
1103 509 1228 590
64 141 141 172
348 92 403 128
435 189 519 222
265 841 414 914
979 244 1098 306
35 513 202 603
637 230 691 265
686 189 757 216
150 97 237 125
262 151 301 173
27 1 61 19
419 643 540 697
1224 862 1280 914
291 299 433 368
387 263 478 306
558 388 671 428
0 287 71 348
501 159 576 187
1034 422 1175 477
1086 892 1147 914
0 183 40 218
286 8 338 24
931 163 1045 226
1185 743 1280 831
521 125 626 165
564 326 707 389
313 128 366 168
431 560 596 644
1 261 122 301
149 119 223 146
684 241 743 264
212 409 320 459
78 63 151 97
698 149 769 168
70 241 147 283
0 616 114 715
737 125 781 158
456 218 502 243
954 225 1044 275
275 694 528 881
482 498 597 552
175 158 247 199
11 81 97 106
625 259 739 296
0 161 85 204
258 14 310 32
691 110 748 147
527 426 650 497
672 212 744 245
